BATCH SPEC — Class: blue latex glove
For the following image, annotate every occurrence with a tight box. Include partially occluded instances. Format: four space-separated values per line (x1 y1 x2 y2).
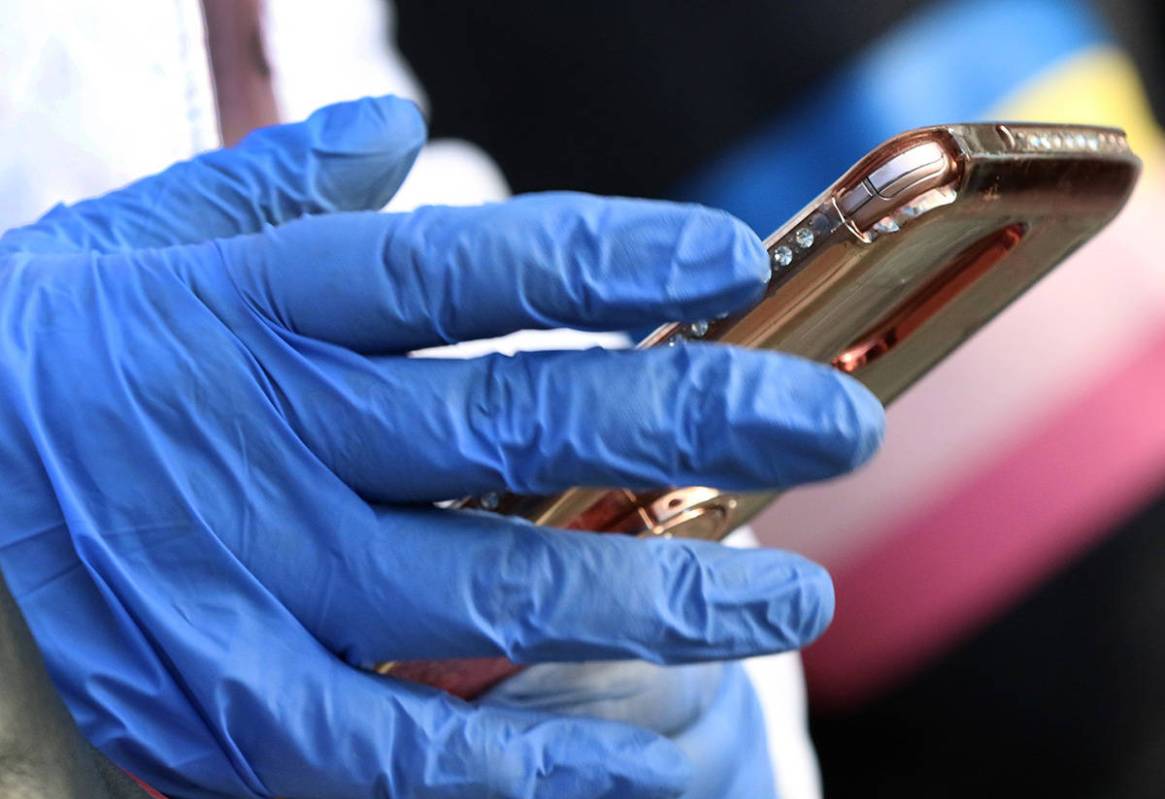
490 660 779 798
0 96 883 799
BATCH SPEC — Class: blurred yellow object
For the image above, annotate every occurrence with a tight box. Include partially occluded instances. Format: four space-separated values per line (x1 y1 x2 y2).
995 47 1162 174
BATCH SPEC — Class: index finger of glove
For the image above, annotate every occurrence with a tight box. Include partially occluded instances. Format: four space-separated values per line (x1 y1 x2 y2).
0 96 425 256
208 193 771 353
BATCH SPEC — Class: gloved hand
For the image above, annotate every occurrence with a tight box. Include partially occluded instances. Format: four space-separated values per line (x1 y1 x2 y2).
0 96 883 799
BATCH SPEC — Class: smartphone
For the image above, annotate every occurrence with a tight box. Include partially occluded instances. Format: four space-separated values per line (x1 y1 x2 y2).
380 123 1141 698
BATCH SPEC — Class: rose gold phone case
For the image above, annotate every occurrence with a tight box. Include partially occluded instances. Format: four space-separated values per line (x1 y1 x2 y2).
383 123 1141 697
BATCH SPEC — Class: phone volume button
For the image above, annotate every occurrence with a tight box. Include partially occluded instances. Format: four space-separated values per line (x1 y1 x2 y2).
837 180 875 216
867 143 947 198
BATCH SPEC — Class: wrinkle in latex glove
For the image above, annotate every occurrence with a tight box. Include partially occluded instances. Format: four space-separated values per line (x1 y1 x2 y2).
0 96 883 799
490 661 777 799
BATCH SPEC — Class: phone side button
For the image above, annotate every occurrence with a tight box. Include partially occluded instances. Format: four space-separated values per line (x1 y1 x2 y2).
837 179 875 216
867 143 947 197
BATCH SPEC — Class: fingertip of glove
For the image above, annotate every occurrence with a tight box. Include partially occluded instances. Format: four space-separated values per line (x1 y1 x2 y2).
830 371 886 470
309 95 428 157
704 545 836 649
746 350 886 478
791 555 836 646
671 207 771 310
667 347 884 487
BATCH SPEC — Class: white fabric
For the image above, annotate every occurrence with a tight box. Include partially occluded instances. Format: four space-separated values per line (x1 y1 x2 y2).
0 0 218 228
728 526 823 799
